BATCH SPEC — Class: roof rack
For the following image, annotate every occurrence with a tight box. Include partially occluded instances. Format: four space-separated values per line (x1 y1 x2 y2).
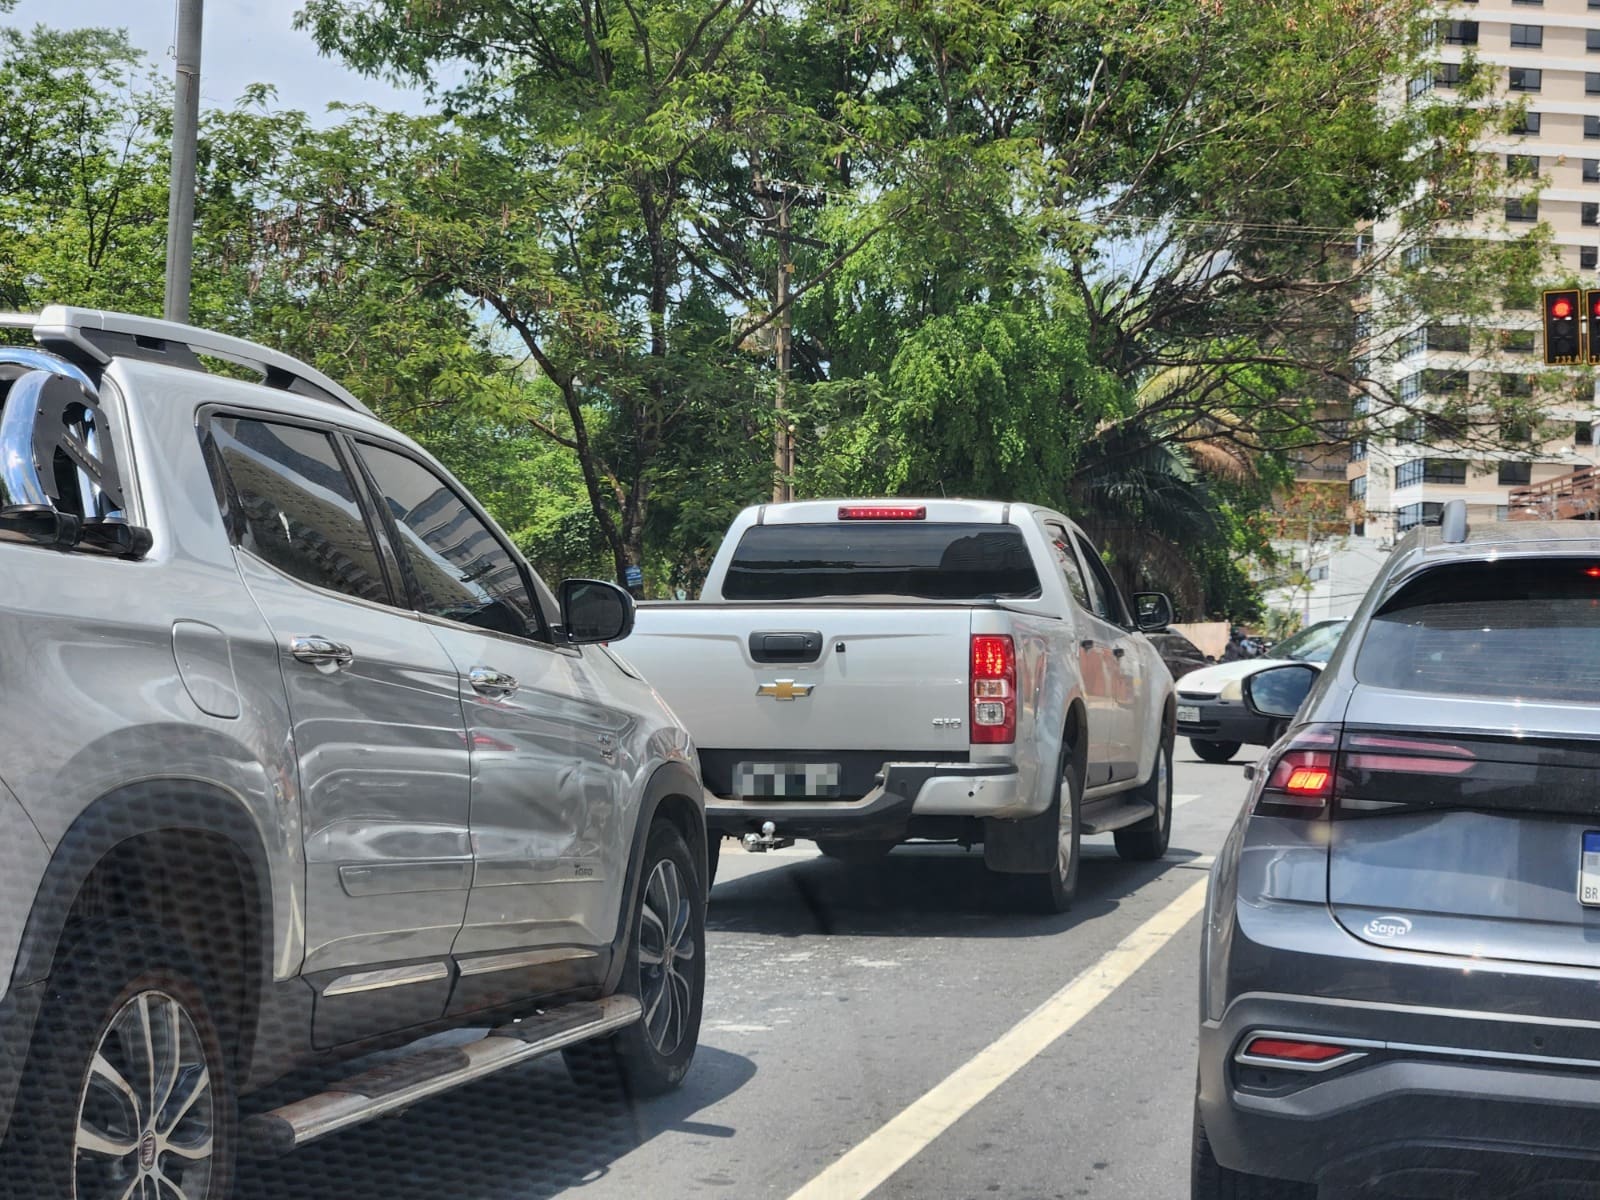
0 307 374 418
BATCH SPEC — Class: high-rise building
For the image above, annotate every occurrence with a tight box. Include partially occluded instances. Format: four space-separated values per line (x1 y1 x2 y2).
1352 1 1600 541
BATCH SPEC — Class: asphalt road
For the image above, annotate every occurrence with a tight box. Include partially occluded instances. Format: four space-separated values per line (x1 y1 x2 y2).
238 748 1259 1200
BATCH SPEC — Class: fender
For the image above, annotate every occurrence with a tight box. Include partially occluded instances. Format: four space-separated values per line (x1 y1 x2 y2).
604 760 706 994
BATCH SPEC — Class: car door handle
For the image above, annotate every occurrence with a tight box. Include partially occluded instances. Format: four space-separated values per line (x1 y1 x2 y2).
1113 646 1126 658
1080 639 1097 650
289 635 354 670
469 666 519 698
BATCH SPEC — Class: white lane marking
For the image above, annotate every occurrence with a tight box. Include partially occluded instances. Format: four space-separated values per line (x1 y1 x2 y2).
785 877 1210 1200
1173 793 1202 808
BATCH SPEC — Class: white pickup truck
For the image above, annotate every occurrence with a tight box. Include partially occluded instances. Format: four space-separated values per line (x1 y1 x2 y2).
619 500 1177 911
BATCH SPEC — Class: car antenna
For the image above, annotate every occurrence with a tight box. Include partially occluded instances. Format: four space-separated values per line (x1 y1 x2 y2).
1440 498 1468 544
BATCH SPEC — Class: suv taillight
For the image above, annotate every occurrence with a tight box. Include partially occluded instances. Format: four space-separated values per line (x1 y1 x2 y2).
1252 725 1340 817
970 634 1016 744
1250 725 1480 819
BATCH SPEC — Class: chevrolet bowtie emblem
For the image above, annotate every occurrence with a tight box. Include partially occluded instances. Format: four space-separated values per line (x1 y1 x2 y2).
757 680 814 701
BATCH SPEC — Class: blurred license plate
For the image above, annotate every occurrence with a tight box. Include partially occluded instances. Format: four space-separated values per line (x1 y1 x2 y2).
735 762 841 799
1177 705 1201 723
1580 832 1600 906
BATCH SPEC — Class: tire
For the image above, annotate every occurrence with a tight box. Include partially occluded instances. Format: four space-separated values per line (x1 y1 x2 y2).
2 920 235 1200
1115 735 1173 861
816 840 895 864
1021 727 1082 914
564 820 705 1098
1191 738 1240 764
1192 1103 1315 1199
706 834 721 890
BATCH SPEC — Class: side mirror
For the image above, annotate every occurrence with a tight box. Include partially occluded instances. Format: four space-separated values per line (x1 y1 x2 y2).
1242 663 1320 721
558 578 635 644
1132 591 1175 633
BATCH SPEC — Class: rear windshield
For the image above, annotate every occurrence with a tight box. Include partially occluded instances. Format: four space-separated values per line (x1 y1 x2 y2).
722 522 1042 601
1355 559 1600 702
1272 619 1347 662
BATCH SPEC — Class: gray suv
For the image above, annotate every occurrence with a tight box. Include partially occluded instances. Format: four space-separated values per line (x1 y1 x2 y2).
1196 501 1600 1198
0 307 708 1198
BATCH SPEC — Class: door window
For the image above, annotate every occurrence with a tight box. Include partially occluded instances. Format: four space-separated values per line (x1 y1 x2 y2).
205 416 391 604
1073 533 1128 625
357 442 541 639
1043 522 1091 610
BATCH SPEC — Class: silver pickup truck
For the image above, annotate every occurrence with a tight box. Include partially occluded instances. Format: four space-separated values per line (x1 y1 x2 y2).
0 307 707 1198
620 500 1178 911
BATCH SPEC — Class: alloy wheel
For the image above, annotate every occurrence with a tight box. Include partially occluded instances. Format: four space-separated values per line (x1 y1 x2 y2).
638 858 696 1057
1057 767 1077 881
73 990 214 1200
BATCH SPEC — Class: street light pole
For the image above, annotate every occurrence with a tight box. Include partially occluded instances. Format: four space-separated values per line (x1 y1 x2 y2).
164 0 203 323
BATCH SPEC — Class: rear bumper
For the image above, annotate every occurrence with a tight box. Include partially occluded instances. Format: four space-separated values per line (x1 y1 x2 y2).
1199 990 1600 1194
1176 698 1273 745
705 760 1024 841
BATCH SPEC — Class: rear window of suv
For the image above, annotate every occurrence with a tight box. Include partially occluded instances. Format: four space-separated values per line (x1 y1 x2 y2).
722 522 1042 601
1356 558 1600 702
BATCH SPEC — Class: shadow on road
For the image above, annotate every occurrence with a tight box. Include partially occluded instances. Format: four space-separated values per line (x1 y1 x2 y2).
707 842 1209 940
237 1043 756 1200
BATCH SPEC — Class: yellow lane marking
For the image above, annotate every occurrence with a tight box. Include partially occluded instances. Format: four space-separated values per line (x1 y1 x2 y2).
785 877 1210 1200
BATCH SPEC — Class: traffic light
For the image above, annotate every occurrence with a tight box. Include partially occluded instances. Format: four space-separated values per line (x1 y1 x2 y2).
1586 291 1600 364
1545 289 1584 365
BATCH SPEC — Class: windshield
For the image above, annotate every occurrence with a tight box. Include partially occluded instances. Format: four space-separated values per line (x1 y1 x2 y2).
722 523 1042 601
1271 620 1347 663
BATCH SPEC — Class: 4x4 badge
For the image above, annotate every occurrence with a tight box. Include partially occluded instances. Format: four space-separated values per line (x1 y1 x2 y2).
757 680 813 701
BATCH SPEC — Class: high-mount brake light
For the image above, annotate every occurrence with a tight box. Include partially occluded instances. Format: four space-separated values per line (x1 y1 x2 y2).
970 634 1016 744
837 505 926 521
1587 566 1600 579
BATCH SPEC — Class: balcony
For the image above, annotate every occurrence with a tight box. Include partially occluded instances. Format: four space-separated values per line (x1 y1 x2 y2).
1507 467 1600 521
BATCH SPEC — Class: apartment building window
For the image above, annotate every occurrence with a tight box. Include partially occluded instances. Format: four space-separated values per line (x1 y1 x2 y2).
1506 197 1539 221
1589 117 1600 141
1498 461 1532 485
1351 439 1368 462
1507 153 1539 178
1443 19 1479 44
1590 29 1600 52
1409 74 1433 101
1586 160 1600 183
1427 324 1469 352
1397 416 1428 442
1400 373 1423 402
1349 476 1368 501
1500 372 1534 397
1589 73 1600 95
1423 369 1469 395
1579 423 1596 445
1514 111 1542 134
1510 25 1543 49
1510 67 1542 92
1400 328 1425 357
1585 246 1599 270
1397 502 1446 531
1436 62 1476 89
1397 459 1469 487
1500 329 1537 353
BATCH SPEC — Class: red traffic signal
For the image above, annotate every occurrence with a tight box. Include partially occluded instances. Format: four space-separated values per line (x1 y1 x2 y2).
1545 289 1584 365
1587 291 1600 364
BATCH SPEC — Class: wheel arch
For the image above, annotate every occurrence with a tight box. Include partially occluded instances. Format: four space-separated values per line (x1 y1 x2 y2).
12 780 275 1078
605 760 705 994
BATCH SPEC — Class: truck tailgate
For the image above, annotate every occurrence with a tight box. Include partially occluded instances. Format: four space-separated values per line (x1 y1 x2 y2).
624 605 975 756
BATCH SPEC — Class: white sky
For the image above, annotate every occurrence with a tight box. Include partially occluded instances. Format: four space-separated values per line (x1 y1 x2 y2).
9 0 432 116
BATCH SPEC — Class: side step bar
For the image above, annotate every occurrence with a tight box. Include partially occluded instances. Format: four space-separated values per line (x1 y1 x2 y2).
1078 795 1158 836
242 994 642 1155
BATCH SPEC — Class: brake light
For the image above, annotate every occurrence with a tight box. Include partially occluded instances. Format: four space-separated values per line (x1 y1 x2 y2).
1254 725 1340 815
1342 732 1475 777
970 634 1016 744
838 505 927 520
1239 1036 1365 1068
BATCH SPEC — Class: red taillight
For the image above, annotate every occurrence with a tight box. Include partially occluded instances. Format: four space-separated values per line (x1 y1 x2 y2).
970 634 1016 744
1253 726 1481 819
1254 726 1339 815
838 505 927 521
1342 732 1475 777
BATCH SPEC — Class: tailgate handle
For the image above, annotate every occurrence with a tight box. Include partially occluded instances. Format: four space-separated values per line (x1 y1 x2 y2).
749 631 823 664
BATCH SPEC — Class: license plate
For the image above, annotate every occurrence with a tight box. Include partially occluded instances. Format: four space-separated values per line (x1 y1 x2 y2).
1580 831 1600 906
1177 705 1201 724
734 762 841 799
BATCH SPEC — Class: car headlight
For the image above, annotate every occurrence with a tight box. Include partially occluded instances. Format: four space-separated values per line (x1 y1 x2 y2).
1219 678 1245 702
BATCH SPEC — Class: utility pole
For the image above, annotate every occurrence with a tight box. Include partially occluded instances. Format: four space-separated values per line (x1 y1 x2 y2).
164 0 203 323
773 188 794 504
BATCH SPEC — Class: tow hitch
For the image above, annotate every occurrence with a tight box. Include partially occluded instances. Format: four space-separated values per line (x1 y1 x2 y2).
741 820 794 853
